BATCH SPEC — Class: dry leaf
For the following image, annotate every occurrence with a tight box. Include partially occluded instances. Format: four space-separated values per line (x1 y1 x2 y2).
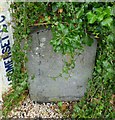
58 9 63 14
110 94 115 105
61 103 68 112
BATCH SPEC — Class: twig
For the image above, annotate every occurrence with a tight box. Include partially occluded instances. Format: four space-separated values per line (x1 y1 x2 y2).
32 23 51 26
29 22 69 27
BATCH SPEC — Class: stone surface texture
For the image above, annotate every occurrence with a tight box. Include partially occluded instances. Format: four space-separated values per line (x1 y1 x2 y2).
27 27 97 102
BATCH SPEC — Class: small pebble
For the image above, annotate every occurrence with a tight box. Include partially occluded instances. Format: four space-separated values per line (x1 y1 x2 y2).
33 101 36 104
23 102 27 107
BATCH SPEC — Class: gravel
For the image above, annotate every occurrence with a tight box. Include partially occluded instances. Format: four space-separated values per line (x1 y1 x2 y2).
7 96 63 119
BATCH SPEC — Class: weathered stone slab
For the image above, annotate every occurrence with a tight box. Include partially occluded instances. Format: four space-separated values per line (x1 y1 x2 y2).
27 27 97 102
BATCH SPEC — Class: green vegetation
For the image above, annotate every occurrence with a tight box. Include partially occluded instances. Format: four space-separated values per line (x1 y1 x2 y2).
2 2 114 118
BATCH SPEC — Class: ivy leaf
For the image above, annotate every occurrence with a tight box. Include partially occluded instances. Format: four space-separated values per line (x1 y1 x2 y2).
58 101 63 107
84 35 94 46
103 61 109 68
101 17 113 27
59 23 65 30
111 4 115 16
95 7 103 14
2 27 8 32
105 6 111 16
89 15 97 24
63 28 69 35
87 11 97 24
107 34 114 42
76 8 84 18
97 14 106 22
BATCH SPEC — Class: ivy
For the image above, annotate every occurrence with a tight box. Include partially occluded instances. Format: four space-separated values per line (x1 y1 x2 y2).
2 2 115 118
72 33 114 118
0 26 8 60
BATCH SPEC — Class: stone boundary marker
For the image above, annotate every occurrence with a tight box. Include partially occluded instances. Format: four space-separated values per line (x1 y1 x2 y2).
27 27 97 102
0 1 13 103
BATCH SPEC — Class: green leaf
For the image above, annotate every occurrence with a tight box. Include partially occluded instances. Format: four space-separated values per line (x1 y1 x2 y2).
111 4 115 16
31 75 35 80
107 34 114 42
52 4 58 12
58 101 63 107
58 23 64 30
2 27 8 32
103 61 109 68
105 6 111 16
63 28 69 35
87 11 97 24
76 8 84 18
89 15 97 24
55 46 61 52
95 7 103 14
63 66 69 74
83 35 94 46
101 17 113 27
97 14 106 22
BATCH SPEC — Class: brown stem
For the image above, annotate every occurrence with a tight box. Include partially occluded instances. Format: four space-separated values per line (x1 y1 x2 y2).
29 22 69 27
